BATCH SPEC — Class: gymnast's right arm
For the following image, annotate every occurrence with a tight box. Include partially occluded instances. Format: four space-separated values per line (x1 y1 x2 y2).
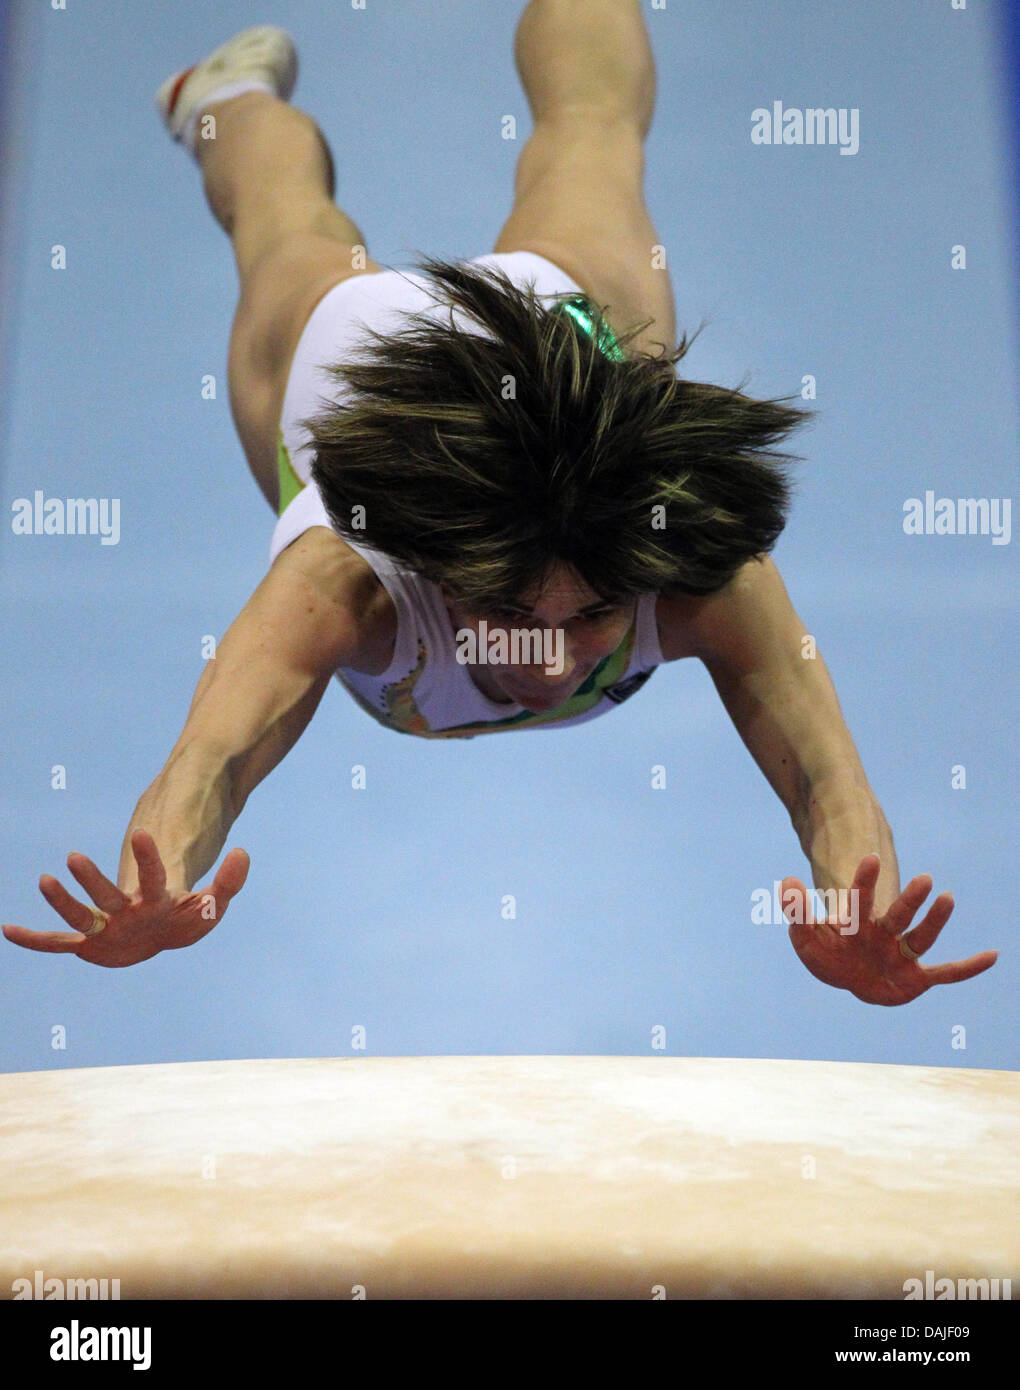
3 528 369 967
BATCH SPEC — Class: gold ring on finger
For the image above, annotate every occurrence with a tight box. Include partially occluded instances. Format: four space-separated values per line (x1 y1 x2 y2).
898 935 920 962
82 907 107 938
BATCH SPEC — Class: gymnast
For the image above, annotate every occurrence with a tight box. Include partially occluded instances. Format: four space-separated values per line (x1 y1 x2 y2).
3 7 997 1003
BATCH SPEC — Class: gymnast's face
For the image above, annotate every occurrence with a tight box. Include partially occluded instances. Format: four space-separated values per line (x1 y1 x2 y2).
443 562 636 711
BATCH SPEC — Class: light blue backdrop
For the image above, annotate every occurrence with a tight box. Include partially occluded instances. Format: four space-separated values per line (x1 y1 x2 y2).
2 0 1016 1073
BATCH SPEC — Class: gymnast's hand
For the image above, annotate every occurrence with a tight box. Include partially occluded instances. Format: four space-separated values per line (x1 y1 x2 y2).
779 853 997 1006
2 829 250 968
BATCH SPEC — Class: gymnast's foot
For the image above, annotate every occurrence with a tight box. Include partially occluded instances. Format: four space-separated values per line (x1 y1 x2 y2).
155 25 298 155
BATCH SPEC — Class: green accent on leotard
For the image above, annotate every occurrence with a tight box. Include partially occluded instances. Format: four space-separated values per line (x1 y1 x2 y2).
277 429 305 517
554 295 627 361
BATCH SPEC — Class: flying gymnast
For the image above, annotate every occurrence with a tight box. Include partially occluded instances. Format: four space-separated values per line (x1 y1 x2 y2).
3 4 997 1004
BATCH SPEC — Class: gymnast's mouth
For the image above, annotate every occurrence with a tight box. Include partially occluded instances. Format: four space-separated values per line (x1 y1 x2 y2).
504 681 582 708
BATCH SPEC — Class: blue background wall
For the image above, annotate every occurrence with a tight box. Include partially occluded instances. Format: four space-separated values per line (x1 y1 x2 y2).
1 0 1016 1073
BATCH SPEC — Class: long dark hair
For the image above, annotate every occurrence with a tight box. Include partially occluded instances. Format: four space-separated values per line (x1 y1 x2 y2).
302 252 813 611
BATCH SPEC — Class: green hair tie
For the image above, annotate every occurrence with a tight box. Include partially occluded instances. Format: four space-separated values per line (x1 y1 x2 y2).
554 294 626 362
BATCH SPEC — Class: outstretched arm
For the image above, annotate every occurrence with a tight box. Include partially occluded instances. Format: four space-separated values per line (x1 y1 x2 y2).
4 529 371 967
671 556 900 906
658 556 997 1004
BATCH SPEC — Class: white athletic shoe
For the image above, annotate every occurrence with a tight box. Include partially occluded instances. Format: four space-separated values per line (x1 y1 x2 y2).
155 25 298 148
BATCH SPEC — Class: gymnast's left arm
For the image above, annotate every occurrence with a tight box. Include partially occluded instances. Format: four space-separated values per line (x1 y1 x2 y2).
665 555 998 1005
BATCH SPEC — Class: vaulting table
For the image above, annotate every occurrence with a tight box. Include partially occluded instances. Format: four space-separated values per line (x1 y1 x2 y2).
2 1056 1016 1298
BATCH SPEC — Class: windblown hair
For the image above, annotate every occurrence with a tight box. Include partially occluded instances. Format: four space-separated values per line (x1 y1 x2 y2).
303 253 814 612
